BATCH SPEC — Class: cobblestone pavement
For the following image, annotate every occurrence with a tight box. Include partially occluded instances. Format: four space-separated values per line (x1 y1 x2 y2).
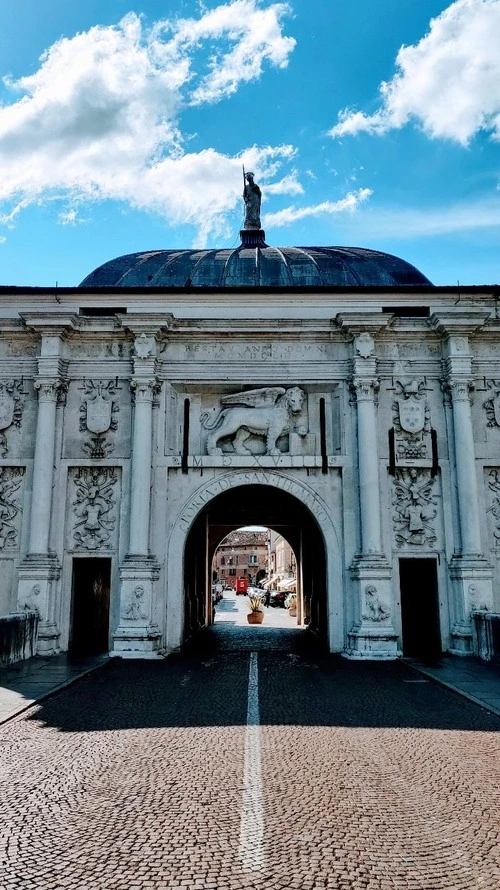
1 635 499 890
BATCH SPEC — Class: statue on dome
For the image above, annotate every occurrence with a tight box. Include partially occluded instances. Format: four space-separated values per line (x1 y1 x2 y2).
242 169 262 229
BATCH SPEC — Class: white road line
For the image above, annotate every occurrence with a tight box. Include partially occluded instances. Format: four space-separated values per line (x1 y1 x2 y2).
238 651 265 872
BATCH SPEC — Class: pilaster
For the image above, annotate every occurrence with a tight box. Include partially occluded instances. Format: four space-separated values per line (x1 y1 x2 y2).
336 313 398 658
431 311 493 653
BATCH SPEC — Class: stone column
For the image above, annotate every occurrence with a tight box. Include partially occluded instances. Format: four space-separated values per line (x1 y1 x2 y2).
18 376 66 653
128 378 156 556
112 329 161 658
352 377 382 556
16 317 75 655
448 378 482 555
431 311 493 653
336 316 398 660
28 380 61 554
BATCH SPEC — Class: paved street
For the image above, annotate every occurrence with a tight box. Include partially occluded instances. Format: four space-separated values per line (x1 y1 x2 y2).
1 619 499 890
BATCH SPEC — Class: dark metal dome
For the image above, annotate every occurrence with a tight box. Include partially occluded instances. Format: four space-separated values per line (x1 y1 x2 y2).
79 245 432 288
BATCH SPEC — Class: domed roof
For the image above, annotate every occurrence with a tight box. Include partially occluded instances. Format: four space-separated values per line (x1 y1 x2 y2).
79 245 432 288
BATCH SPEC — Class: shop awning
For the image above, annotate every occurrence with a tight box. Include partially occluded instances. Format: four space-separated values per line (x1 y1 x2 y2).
277 577 296 590
262 575 280 589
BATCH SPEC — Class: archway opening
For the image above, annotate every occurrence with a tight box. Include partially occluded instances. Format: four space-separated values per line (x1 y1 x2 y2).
183 484 327 647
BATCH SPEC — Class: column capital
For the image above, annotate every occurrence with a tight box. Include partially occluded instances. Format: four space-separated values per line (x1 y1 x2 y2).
350 377 380 401
130 378 160 403
34 378 68 403
443 377 474 403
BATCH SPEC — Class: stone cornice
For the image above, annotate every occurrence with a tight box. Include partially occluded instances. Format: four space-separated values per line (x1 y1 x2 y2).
335 312 394 337
19 312 80 336
429 309 491 338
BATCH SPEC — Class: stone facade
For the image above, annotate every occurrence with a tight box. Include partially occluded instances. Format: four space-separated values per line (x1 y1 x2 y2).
0 284 499 660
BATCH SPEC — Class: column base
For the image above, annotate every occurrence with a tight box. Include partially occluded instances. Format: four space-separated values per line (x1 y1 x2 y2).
111 556 162 659
346 555 401 660
17 555 61 655
448 556 493 654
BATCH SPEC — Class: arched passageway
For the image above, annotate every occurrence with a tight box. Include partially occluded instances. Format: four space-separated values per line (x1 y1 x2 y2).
183 484 327 646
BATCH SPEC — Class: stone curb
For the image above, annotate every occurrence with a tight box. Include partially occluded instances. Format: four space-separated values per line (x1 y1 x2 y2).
0 658 109 727
408 661 500 718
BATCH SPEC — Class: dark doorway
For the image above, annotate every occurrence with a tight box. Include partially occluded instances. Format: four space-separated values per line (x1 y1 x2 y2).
183 484 327 645
69 558 111 656
399 558 441 659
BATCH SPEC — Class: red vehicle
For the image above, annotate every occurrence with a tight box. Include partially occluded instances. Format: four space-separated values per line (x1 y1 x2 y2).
235 578 249 595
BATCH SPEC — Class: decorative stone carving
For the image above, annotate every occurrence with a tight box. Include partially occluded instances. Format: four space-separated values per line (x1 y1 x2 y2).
393 468 437 547
79 379 119 459
351 377 379 401
483 380 500 427
72 467 118 550
0 467 24 549
468 583 490 613
121 585 147 621
362 585 390 622
134 334 155 359
392 379 431 464
0 380 23 456
18 583 41 613
355 333 374 359
487 468 500 546
201 386 306 456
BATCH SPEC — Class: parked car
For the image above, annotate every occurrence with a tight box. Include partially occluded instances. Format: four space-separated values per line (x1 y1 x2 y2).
269 589 287 608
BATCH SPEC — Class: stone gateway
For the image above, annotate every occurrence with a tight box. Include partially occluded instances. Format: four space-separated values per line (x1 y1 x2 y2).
1 204 499 663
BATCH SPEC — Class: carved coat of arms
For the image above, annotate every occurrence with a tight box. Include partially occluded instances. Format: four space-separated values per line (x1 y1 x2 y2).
0 391 14 431
86 390 112 434
397 396 426 434
483 380 500 427
80 380 120 458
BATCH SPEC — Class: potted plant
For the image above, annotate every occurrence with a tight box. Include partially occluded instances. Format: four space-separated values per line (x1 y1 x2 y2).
285 592 297 617
247 592 265 624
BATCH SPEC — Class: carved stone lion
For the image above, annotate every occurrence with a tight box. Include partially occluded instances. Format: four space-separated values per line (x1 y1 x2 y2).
201 386 306 456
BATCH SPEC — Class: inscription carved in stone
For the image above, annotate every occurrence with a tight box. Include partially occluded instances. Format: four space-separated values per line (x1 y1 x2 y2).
393 468 437 547
201 386 306 456
483 380 500 427
392 379 431 464
0 380 23 457
79 380 119 459
0 467 24 549
72 467 118 550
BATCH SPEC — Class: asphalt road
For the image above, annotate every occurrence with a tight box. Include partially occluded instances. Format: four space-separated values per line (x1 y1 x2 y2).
1 628 499 890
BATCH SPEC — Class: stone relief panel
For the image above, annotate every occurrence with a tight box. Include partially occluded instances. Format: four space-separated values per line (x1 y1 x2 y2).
0 380 23 457
362 585 390 622
121 585 148 621
486 468 500 549
79 379 120 459
392 378 432 466
70 467 119 551
200 386 310 457
0 467 24 550
483 380 500 428
392 468 438 548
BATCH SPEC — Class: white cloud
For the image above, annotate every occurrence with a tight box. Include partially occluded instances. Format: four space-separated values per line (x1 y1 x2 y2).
0 3 296 243
337 196 500 239
0 236 6 244
263 188 373 227
330 0 500 144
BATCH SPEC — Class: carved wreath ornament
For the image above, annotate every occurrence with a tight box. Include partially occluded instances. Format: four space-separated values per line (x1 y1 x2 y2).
201 386 306 456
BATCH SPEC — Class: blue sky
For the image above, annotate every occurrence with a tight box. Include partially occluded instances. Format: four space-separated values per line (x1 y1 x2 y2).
0 0 499 286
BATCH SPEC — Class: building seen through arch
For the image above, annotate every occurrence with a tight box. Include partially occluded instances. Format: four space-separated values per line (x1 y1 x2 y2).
1 178 499 663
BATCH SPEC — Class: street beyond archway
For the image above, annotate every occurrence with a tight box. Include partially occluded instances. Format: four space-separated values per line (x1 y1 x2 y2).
1 646 499 890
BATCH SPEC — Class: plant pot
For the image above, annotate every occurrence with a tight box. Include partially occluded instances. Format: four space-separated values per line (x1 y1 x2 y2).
288 607 297 617
247 611 264 624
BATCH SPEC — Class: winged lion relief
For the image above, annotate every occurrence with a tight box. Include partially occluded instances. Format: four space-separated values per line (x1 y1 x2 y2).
201 386 307 456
